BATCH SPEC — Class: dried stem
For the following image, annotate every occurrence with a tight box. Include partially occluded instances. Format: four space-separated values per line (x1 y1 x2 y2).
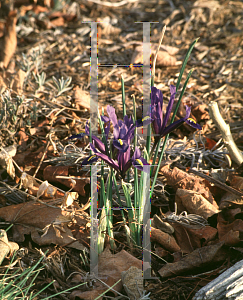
208 101 243 165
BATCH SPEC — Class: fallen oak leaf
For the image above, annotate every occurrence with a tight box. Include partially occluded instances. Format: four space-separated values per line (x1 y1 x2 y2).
158 242 226 278
175 188 219 219
0 201 89 251
160 163 215 204
0 10 17 69
43 165 90 197
151 227 180 253
69 247 142 300
72 86 90 110
217 213 243 246
219 176 243 209
171 222 218 253
131 44 178 67
0 229 19 265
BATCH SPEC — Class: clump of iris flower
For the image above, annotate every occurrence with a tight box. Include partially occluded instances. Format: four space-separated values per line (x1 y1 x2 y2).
150 85 201 146
80 106 150 179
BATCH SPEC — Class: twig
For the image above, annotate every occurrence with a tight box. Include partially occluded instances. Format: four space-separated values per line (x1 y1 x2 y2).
152 25 166 79
87 0 139 7
33 140 50 178
208 101 243 165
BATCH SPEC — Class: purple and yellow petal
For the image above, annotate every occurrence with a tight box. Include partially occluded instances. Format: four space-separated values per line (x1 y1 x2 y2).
185 118 202 130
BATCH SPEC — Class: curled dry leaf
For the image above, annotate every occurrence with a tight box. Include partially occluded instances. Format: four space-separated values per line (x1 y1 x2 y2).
220 176 243 209
0 201 89 251
72 86 90 110
62 191 78 207
12 68 26 94
154 246 169 258
98 20 121 36
131 43 178 67
153 214 174 234
0 144 17 179
0 229 19 265
0 10 17 69
151 227 180 253
175 188 219 219
160 163 215 204
43 165 90 197
0 73 7 93
191 103 210 121
217 213 243 246
70 248 142 300
20 172 37 189
37 180 53 199
158 242 226 278
220 230 240 246
17 128 29 147
171 222 218 253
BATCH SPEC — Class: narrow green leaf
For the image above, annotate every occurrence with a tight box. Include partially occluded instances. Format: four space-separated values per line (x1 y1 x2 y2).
176 38 199 92
172 69 194 123
121 75 126 116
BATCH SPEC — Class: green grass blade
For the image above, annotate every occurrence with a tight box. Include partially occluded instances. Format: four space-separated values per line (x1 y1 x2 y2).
30 280 54 299
98 206 107 254
150 138 161 177
23 269 41 297
44 282 87 299
121 75 126 116
176 38 199 92
172 68 194 123
122 180 136 244
150 135 169 198
94 279 122 300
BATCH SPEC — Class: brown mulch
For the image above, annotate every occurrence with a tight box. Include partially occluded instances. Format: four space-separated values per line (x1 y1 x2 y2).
0 0 243 299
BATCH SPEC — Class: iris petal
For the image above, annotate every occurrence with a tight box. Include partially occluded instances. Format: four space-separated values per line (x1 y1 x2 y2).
185 118 202 130
113 139 129 152
161 84 176 133
160 105 191 137
82 155 98 166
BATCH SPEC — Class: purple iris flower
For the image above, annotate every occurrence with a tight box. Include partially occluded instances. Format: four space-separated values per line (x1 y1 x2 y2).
68 116 110 155
82 143 149 179
131 147 149 171
74 105 150 178
107 105 136 153
151 85 201 143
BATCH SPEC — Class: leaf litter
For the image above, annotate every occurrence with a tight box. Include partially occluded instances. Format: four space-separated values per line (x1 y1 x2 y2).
0 0 243 299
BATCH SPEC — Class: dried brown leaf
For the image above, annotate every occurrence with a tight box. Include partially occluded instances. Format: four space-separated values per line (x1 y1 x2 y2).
12 68 26 94
43 165 90 197
151 227 180 252
0 229 19 265
220 176 243 209
0 201 89 251
158 242 226 278
217 213 243 246
131 44 178 67
0 11 17 68
175 188 219 219
70 248 142 299
160 164 215 204
171 222 218 253
73 86 90 110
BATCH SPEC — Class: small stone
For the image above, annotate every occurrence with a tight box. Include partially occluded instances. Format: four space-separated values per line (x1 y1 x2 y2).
121 266 143 300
